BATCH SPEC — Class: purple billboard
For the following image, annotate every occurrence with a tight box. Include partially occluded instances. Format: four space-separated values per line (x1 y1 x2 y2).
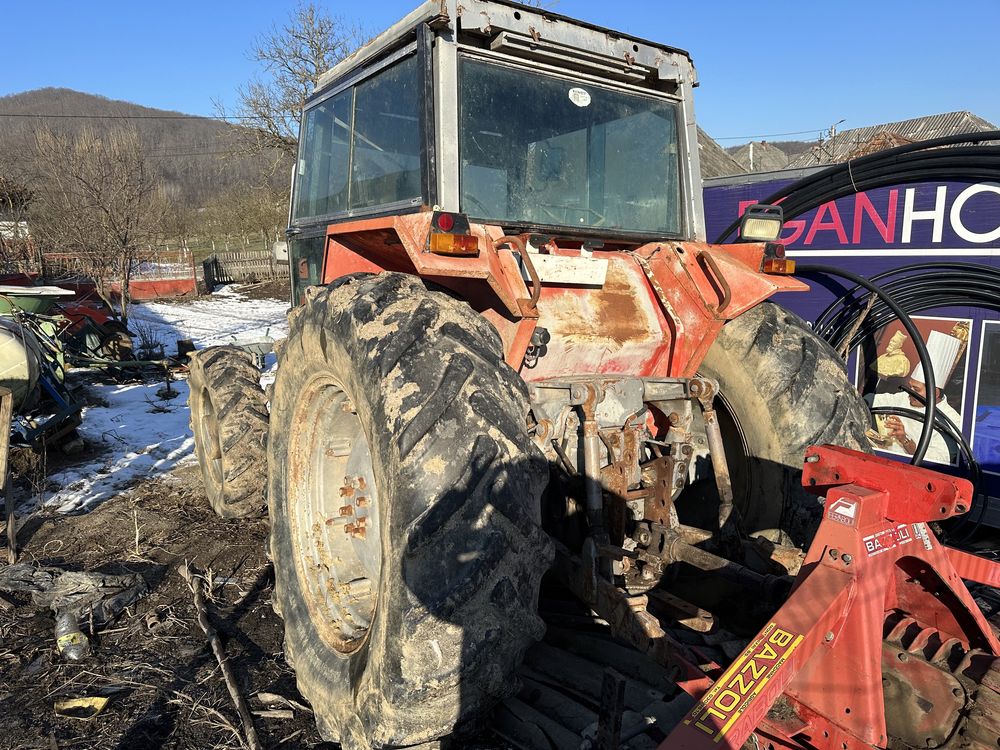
704 175 1000 521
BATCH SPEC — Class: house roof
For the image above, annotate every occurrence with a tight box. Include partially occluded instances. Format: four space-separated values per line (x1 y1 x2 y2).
730 141 789 173
697 127 746 179
786 111 997 168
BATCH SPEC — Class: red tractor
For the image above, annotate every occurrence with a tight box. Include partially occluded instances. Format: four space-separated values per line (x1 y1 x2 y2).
188 2 1000 748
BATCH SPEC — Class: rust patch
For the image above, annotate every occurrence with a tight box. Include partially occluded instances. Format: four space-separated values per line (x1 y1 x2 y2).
538 259 656 346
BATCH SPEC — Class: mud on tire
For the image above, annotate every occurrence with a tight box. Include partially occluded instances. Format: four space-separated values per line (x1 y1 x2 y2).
268 273 553 748
188 345 269 518
698 302 870 545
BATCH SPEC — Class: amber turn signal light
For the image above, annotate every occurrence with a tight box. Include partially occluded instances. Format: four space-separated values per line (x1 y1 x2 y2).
762 257 796 274
429 232 480 256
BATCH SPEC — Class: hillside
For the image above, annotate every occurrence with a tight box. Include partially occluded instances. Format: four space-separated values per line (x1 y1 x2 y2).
0 88 287 207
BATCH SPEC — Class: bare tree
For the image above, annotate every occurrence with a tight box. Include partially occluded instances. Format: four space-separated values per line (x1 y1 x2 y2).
30 126 166 323
222 2 366 157
198 181 288 250
0 169 37 274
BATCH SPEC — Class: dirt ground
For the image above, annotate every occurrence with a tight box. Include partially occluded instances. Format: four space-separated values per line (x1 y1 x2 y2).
0 462 333 750
236 280 291 303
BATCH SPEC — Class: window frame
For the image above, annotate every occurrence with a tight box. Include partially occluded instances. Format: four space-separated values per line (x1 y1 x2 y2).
290 31 435 229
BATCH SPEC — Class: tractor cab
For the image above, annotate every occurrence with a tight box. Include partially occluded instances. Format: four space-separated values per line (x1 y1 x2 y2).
286 0 704 304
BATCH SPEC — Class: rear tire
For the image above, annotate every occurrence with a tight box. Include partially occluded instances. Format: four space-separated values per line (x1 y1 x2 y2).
268 273 552 748
697 302 870 545
188 346 269 518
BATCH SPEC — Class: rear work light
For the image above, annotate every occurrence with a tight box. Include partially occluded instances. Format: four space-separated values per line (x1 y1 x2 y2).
761 242 796 275
428 211 479 256
739 204 784 242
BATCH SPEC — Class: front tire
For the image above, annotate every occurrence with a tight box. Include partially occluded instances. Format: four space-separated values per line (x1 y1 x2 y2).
697 302 870 545
188 346 269 518
268 273 552 748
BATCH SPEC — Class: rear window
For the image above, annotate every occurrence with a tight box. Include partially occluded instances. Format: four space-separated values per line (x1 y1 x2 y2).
459 57 683 236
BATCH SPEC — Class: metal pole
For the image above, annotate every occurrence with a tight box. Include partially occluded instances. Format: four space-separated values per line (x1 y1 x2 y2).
702 406 735 532
0 387 15 564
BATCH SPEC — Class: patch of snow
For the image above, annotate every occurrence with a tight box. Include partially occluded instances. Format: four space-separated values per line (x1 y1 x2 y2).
40 285 289 514
130 284 289 350
47 381 195 513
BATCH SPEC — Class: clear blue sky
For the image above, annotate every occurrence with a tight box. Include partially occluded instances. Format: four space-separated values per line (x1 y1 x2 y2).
3 1 998 144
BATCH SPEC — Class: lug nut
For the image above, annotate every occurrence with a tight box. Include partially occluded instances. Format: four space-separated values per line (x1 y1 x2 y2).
344 523 367 539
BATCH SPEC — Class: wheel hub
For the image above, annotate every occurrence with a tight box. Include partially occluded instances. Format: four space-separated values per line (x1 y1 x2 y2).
287 376 381 653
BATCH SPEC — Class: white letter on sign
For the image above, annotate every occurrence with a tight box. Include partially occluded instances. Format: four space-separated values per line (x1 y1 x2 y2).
950 184 1000 243
902 186 947 243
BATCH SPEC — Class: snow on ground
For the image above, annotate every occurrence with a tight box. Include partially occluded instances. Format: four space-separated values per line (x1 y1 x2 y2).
40 285 289 514
132 284 289 349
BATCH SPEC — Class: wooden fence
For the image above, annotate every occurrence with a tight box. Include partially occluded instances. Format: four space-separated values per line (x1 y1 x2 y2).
202 248 288 289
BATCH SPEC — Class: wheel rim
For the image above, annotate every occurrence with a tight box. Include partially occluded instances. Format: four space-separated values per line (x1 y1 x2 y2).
198 388 224 495
287 374 381 654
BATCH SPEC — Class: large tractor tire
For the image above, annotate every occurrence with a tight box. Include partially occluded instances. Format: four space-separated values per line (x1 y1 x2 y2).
268 273 552 748
697 302 870 545
188 346 269 518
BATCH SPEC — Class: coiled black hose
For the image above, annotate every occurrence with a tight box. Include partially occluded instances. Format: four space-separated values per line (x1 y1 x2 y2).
795 264 937 465
814 263 1000 354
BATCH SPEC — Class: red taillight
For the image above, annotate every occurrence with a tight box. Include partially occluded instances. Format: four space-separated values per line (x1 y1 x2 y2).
428 211 477 256
436 212 456 232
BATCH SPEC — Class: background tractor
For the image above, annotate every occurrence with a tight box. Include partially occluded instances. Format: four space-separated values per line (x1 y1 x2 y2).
187 3 1000 748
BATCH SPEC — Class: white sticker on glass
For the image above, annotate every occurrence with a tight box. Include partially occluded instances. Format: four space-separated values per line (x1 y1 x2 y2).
568 87 592 107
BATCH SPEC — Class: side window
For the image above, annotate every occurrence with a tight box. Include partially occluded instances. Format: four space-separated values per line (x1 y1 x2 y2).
350 57 422 209
292 55 422 222
293 90 352 219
